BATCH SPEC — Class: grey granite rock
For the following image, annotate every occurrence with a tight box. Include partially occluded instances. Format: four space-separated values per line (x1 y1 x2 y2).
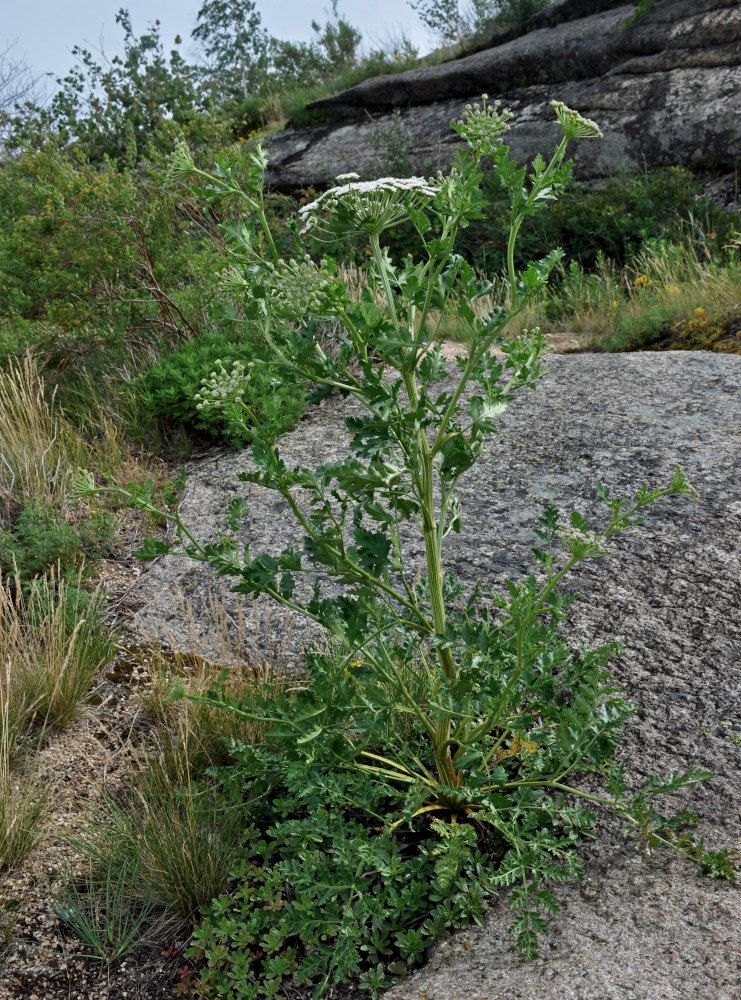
132 350 741 999
264 0 741 190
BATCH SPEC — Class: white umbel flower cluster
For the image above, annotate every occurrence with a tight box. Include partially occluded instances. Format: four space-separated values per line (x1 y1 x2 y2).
550 101 603 140
267 254 335 316
194 359 252 412
453 94 513 154
298 174 440 236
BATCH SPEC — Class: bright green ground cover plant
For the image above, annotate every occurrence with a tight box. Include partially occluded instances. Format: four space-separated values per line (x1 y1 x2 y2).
74 97 735 997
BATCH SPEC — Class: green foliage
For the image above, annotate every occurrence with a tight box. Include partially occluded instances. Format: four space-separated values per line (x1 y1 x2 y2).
451 167 735 274
623 0 656 29
366 110 416 179
0 502 116 589
187 762 495 998
493 0 552 31
134 329 305 447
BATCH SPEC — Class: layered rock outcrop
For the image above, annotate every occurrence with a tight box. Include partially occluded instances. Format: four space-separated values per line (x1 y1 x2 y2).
265 0 741 190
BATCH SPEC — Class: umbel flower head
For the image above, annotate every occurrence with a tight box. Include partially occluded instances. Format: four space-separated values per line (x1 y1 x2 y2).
165 140 196 186
452 94 514 155
195 359 252 412
266 254 338 317
298 174 439 238
550 101 603 140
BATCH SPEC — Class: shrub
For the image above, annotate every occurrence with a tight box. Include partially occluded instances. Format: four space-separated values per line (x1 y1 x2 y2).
133 330 305 447
0 502 116 588
0 125 230 343
451 167 739 275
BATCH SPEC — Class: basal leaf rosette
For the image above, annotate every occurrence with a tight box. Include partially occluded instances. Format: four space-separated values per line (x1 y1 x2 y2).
298 173 440 238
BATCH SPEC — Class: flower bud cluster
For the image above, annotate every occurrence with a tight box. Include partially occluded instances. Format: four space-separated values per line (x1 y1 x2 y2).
166 140 196 186
453 95 513 155
559 525 615 557
298 174 440 237
267 254 335 316
220 265 251 295
550 101 603 140
194 359 252 412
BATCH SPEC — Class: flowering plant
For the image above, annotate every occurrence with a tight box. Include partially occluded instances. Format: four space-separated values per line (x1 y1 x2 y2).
75 100 731 975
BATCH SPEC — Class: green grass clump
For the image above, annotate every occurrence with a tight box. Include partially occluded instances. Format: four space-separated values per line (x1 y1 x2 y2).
2 573 114 732
0 672 50 870
69 763 245 923
51 858 161 973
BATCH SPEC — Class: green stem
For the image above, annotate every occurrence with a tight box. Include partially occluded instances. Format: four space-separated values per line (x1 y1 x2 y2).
257 203 279 263
370 232 400 331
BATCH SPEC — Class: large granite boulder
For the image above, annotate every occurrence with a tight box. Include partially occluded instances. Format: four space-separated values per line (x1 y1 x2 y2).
264 0 741 190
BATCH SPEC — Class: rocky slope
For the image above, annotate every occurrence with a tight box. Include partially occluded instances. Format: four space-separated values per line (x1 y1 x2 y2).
265 0 741 190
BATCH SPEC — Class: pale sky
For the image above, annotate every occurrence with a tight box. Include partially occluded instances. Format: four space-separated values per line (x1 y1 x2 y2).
3 1 433 86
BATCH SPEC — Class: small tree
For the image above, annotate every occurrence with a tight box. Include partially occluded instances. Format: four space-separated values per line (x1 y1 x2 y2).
192 0 271 101
0 41 48 151
0 41 46 113
408 0 551 45
2 10 202 162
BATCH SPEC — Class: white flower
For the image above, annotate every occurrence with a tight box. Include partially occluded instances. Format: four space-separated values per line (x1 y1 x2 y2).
298 175 440 237
335 172 360 181
550 101 603 140
194 359 252 412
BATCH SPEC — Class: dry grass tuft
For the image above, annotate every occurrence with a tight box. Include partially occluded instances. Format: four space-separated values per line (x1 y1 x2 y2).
136 589 299 780
0 663 52 871
0 569 113 734
0 353 89 514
